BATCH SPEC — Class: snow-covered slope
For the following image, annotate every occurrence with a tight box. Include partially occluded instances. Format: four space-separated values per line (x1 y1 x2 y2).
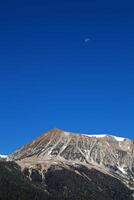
82 133 128 141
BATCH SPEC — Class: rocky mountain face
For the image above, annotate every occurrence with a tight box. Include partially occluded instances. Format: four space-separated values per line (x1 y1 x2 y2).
5 128 134 199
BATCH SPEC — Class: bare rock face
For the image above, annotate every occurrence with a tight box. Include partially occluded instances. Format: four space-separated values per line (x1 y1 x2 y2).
8 128 134 198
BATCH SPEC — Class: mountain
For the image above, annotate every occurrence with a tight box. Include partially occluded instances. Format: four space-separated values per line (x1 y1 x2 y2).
1 128 134 200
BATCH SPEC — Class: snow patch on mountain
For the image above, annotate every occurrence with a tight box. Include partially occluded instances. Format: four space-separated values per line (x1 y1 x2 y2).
112 136 126 141
81 133 128 142
118 166 127 174
82 134 107 138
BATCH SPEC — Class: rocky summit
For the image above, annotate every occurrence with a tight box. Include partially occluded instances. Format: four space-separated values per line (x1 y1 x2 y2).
1 128 134 200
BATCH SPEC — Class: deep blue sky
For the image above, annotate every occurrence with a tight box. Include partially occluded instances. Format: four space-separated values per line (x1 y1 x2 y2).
0 0 134 154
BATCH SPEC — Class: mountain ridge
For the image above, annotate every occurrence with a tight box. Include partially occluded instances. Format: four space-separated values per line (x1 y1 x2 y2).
1 128 134 200
9 128 134 188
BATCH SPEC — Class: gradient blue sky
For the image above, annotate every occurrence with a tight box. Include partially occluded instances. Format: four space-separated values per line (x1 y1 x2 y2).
0 0 134 154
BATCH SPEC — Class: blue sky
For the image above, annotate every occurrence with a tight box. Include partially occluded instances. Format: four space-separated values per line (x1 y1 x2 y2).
0 0 134 154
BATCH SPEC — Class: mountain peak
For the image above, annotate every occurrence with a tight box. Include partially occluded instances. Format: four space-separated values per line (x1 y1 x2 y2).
50 127 64 132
